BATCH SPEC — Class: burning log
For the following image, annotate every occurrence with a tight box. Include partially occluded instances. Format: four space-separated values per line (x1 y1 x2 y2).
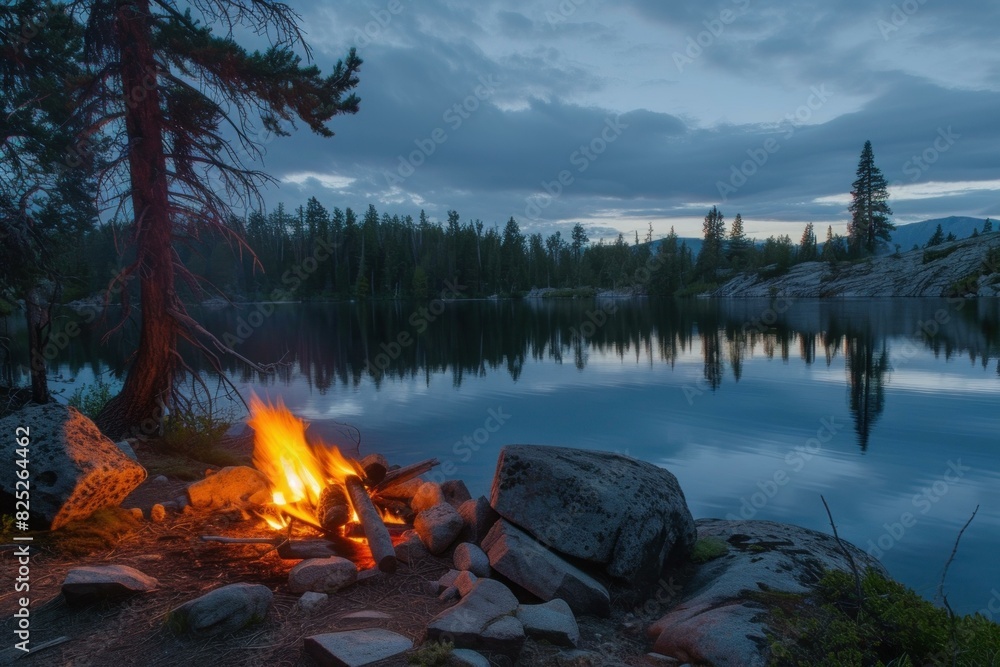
359 453 388 485
372 458 440 495
317 483 351 532
344 474 397 573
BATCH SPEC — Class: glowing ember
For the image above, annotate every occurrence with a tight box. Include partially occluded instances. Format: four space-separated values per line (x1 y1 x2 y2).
248 396 362 529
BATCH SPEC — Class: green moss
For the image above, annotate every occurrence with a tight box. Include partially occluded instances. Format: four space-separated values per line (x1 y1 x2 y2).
407 641 454 666
49 507 141 556
690 536 730 563
762 568 1000 666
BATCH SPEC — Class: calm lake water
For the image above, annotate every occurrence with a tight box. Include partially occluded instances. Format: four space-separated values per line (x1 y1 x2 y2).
5 297 999 615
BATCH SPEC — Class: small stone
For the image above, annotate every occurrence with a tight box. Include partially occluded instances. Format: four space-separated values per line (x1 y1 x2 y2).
516 599 580 647
304 629 412 667
644 653 682 666
454 571 478 597
437 569 462 590
62 565 159 606
288 557 358 594
453 543 491 577
414 503 464 555
449 649 491 667
150 504 167 523
115 440 139 461
439 586 460 603
441 479 472 507
357 568 382 583
168 583 272 637
395 530 429 564
297 591 328 614
173 495 190 511
457 496 500 545
411 482 445 513
151 474 169 484
126 508 144 521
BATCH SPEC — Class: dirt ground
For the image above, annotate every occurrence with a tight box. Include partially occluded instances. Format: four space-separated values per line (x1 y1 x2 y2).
0 438 659 667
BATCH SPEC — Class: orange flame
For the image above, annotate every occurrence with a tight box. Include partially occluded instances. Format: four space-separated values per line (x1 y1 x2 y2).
248 396 362 529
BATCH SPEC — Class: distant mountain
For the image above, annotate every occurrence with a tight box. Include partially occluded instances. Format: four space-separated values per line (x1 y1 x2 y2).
886 216 990 254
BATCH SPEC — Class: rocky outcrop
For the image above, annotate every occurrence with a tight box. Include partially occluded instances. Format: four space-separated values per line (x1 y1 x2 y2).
0 403 147 529
647 518 888 666
713 233 1000 297
491 445 697 587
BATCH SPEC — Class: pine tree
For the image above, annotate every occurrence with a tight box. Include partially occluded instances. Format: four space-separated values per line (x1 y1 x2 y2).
984 218 994 234
798 222 817 261
1 1 101 403
76 0 362 438
847 140 894 256
696 206 726 279
925 224 945 247
727 213 749 268
821 225 837 261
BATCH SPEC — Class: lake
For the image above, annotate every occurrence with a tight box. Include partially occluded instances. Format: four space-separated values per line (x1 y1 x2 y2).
4 297 999 616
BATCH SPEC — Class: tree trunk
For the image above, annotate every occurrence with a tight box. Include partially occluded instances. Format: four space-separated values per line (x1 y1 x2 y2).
25 287 49 405
95 0 176 439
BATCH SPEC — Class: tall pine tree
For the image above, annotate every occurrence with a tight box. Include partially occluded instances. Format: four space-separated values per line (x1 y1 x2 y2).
69 0 362 438
847 140 894 256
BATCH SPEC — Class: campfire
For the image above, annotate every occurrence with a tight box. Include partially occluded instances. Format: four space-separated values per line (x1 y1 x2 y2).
201 397 438 573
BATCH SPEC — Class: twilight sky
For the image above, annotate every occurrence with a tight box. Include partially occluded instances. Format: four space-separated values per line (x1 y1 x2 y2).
238 0 1000 241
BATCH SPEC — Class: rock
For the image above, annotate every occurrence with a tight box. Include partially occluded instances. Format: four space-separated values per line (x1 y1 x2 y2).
449 648 491 667
453 542 491 577
482 519 610 617
454 570 479 597
516 599 580 647
62 565 159 606
151 474 169 484
304 628 413 667
172 495 189 510
425 578 524 658
186 466 270 509
297 591 328 614
414 502 464 555
647 519 890 667
458 496 500 545
395 530 429 564
439 586 460 603
115 440 138 461
150 504 167 522
288 557 358 594
168 583 272 637
411 482 446 513
0 404 147 529
441 479 472 507
490 445 697 587
436 569 462 592
126 507 144 521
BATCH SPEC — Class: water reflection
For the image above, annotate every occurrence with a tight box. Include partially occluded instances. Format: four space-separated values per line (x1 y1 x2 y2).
3 298 999 453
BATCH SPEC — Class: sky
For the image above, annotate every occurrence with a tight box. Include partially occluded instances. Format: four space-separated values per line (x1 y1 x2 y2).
231 0 1000 241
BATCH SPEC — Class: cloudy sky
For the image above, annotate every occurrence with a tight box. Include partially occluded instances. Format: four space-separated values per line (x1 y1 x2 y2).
242 0 1000 241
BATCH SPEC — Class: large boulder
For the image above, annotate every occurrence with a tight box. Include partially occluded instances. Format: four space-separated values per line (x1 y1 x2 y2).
0 404 147 529
414 502 464 555
647 519 889 666
481 519 610 617
490 445 696 587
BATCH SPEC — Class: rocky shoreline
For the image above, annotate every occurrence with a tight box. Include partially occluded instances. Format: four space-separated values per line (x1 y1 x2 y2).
713 233 1000 298
2 404 995 666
